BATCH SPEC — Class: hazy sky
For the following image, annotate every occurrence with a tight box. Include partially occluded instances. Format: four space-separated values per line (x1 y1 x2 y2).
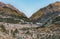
0 0 60 17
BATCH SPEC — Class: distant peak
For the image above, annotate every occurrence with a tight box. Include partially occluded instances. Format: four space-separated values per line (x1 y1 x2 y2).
0 2 4 4
0 2 5 5
0 2 6 7
54 1 60 3
52 2 60 6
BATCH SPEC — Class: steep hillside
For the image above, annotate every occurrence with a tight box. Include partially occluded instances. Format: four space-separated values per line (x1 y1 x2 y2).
30 2 60 21
0 2 27 23
0 2 27 18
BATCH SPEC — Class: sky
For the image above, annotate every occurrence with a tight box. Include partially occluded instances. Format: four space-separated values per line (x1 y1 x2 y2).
0 0 60 17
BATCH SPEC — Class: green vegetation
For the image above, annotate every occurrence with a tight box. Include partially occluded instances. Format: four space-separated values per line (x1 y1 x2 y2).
0 18 20 23
25 30 31 35
54 16 60 21
11 29 19 37
14 29 19 34
20 27 30 31
53 16 60 23
0 25 7 32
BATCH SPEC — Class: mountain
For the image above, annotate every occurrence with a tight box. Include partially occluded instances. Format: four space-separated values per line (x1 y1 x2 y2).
0 2 60 39
30 2 60 25
0 2 27 23
30 2 60 20
0 2 27 18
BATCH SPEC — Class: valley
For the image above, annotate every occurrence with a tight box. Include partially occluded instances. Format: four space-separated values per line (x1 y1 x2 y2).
0 2 60 39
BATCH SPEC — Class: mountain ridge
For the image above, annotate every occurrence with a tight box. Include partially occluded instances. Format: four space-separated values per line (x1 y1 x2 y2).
0 2 27 18
0 2 28 23
30 2 60 20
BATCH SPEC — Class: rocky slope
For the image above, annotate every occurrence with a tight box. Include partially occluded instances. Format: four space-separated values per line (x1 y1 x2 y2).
30 2 60 22
0 2 27 23
0 22 60 39
0 2 27 17
0 2 60 39
30 2 60 27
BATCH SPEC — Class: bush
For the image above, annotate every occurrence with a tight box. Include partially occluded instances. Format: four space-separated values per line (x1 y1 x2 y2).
0 25 6 32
